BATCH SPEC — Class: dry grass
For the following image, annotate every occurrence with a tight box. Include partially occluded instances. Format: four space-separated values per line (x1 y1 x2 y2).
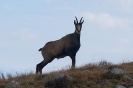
0 61 133 88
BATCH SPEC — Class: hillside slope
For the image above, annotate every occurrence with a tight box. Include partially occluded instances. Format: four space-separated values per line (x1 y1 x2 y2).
0 61 133 88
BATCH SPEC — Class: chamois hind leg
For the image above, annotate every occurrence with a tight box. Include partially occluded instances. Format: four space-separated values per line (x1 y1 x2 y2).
70 54 76 69
36 58 53 74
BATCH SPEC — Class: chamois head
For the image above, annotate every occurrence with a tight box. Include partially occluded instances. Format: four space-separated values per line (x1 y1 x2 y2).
74 17 84 34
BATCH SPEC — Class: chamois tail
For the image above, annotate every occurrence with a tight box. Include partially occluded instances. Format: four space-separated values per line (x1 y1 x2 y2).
38 48 42 51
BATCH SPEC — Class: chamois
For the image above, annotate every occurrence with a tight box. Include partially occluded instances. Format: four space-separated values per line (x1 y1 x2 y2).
36 17 84 74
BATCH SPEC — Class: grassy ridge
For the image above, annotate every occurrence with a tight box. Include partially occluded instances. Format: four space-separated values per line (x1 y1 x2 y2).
0 61 133 88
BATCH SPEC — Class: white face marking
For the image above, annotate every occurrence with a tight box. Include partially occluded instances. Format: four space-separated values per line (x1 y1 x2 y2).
76 25 81 34
77 25 81 32
76 29 80 34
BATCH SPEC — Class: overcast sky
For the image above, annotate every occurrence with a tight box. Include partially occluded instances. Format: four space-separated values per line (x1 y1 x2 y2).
0 0 133 75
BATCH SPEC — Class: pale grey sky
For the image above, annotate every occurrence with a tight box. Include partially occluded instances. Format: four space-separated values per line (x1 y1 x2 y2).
0 0 133 74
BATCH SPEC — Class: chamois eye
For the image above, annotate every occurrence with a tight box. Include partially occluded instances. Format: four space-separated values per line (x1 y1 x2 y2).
36 16 84 74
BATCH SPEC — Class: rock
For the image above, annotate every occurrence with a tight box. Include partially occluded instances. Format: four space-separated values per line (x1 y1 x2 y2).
52 74 65 80
52 74 73 81
110 68 126 75
5 80 20 88
115 85 126 88
45 74 74 88
129 86 133 88
110 68 133 82
124 74 133 82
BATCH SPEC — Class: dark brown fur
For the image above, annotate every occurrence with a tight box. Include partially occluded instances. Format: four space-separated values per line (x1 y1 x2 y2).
36 17 84 74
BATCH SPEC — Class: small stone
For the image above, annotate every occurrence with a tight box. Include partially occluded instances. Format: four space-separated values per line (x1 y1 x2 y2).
110 68 125 75
124 74 133 82
52 74 65 80
5 80 20 88
52 74 73 81
115 85 126 88
45 74 74 88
